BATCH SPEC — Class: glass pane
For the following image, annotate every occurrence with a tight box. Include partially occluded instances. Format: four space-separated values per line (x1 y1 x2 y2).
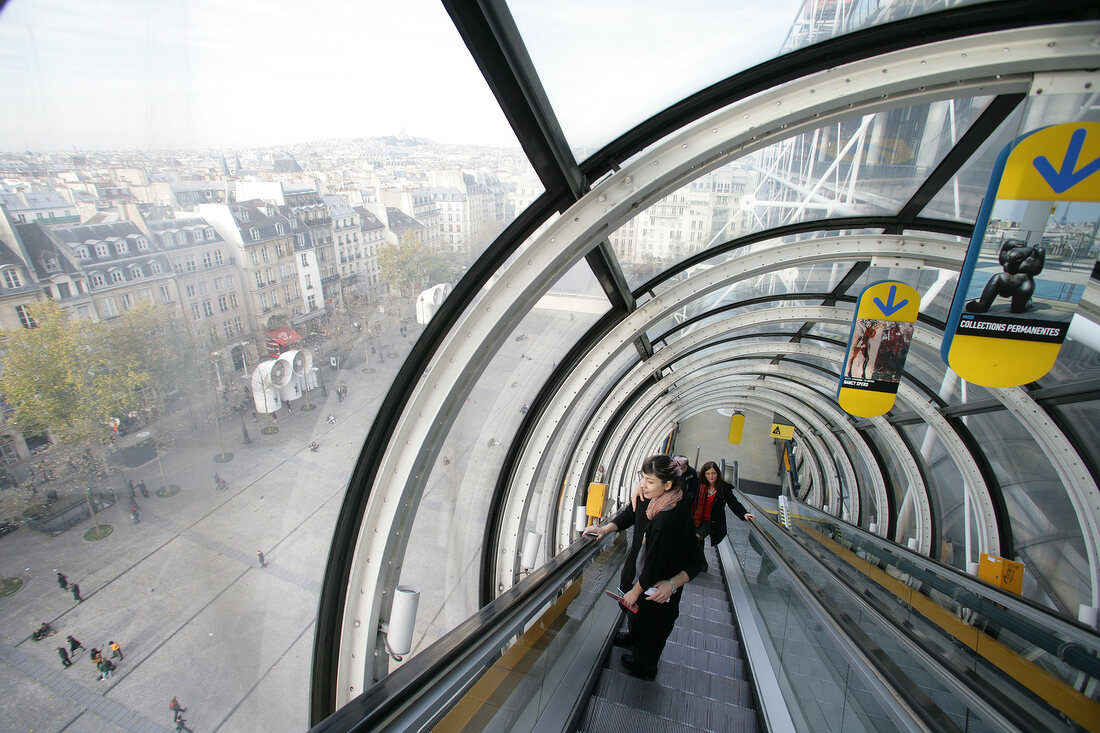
899 424 968 570
964 412 1089 617
399 261 606 654
0 0 540 729
616 98 992 292
509 0 804 153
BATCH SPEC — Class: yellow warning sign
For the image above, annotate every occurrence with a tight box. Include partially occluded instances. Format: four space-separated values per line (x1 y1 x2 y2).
728 412 745 444
978 552 1024 596
770 423 794 440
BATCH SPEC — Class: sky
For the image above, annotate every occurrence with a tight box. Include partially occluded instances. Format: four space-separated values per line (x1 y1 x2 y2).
0 0 800 153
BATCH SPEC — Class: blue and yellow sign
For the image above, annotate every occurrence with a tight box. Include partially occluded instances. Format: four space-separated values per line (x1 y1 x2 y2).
943 123 1100 387
728 412 745 444
838 281 920 417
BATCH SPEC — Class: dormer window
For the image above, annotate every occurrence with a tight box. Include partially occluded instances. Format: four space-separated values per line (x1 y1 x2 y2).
240 210 249 221
290 218 298 227
129 266 142 280
276 223 286 235
250 228 260 241
43 256 60 273
90 273 105 288
75 246 89 259
205 228 215 240
136 237 148 250
115 241 128 254
3 269 22 288
177 232 187 245
110 270 124 284
192 230 204 242
95 243 109 257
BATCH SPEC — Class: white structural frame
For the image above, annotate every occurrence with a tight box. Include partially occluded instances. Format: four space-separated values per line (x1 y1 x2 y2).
333 24 1100 702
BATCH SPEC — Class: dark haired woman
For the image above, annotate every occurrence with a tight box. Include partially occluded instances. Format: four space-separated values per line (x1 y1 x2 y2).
695 461 755 546
585 454 706 679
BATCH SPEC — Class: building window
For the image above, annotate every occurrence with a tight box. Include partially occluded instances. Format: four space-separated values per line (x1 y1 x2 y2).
110 271 124 284
96 243 109 257
307 294 316 310
206 228 215 240
160 285 173 303
150 261 162 275
260 292 269 311
295 234 305 247
275 243 285 257
121 293 134 310
214 277 223 290
115 241 128 254
184 256 196 272
75 246 89 259
234 316 243 334
255 272 264 288
305 274 312 289
213 250 223 266
290 218 298 227
225 274 233 288
90 273 105 289
218 295 228 312
139 288 153 303
276 223 286 235
172 258 183 274
198 282 208 295
43 256 60 272
190 304 201 320
137 238 148 250
224 321 234 339
103 297 118 317
15 305 35 328
202 252 213 268
185 285 196 298
3 270 22 288
202 301 213 317
261 247 270 263
250 228 260 241
192 231 204 242
129 267 141 280
229 293 239 308
301 253 308 267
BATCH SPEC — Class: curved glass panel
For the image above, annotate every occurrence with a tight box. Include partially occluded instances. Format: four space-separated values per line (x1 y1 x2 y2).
1037 331 1100 389
837 432 880 527
861 425 916 542
508 0 804 153
0 0 538 729
398 260 605 654
899 424 968 569
964 412 1088 616
616 97 991 292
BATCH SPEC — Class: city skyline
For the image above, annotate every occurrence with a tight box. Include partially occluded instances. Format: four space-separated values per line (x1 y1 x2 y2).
0 0 799 154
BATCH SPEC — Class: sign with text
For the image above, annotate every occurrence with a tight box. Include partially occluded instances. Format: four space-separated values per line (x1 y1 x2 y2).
943 122 1100 387
838 281 920 417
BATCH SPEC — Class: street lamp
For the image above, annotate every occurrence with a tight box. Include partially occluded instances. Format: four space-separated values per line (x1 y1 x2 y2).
212 351 224 390
239 341 250 377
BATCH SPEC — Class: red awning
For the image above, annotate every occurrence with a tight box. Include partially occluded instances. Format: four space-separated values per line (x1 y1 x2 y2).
265 327 301 347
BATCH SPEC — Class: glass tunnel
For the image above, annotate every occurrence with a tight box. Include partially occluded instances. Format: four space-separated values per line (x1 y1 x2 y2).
0 1 1098 732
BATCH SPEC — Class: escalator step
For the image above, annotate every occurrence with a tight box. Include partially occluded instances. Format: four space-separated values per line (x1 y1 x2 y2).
578 695 713 733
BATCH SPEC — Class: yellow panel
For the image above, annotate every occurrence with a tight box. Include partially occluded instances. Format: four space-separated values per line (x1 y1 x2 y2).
949 335 1061 388
585 483 606 518
998 122 1100 201
769 423 794 440
838 387 897 418
728 412 745 444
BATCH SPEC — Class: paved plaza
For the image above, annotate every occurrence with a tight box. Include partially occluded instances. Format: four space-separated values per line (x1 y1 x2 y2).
0 306 582 732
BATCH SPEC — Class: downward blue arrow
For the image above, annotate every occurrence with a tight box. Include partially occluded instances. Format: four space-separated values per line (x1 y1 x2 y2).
1033 128 1100 194
873 285 908 317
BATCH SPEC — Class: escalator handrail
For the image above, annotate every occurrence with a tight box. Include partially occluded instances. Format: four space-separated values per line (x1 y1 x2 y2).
788 498 1100 678
309 534 610 732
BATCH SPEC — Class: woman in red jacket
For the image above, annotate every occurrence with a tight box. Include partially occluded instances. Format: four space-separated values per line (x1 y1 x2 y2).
695 461 755 546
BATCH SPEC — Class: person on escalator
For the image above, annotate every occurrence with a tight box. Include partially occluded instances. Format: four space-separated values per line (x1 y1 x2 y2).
694 461 755 547
584 454 705 680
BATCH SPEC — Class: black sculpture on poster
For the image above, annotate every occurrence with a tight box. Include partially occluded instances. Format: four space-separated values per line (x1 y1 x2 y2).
965 238 1045 314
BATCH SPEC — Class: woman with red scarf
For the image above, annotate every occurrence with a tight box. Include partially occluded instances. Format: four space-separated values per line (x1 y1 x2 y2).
585 454 706 679
695 461 755 546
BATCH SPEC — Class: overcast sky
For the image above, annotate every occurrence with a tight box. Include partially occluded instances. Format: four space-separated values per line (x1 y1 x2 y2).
0 0 799 153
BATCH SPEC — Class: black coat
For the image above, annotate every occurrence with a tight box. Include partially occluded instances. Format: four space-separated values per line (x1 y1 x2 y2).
610 492 707 595
700 480 751 545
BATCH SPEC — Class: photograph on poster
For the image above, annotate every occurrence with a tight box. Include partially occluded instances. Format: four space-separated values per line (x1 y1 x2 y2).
843 318 914 389
965 200 1099 325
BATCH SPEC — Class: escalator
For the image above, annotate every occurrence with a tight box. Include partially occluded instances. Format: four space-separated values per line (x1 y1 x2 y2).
311 494 1100 733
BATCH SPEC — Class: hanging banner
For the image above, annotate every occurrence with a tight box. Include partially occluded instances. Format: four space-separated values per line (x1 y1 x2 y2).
942 122 1100 387
838 281 920 417
728 412 745 444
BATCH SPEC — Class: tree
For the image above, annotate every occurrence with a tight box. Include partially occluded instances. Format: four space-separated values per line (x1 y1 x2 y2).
378 231 462 297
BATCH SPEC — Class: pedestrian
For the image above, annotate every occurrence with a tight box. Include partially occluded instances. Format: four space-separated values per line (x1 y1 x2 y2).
256 550 267 568
56 571 68 590
97 657 115 680
71 583 83 603
90 648 102 664
321 384 328 397
169 696 186 716
175 716 193 732
58 647 72 668
67 635 83 654
215 472 224 491
109 640 124 660
131 505 140 524
326 414 336 425
285 400 292 413
138 480 149 498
